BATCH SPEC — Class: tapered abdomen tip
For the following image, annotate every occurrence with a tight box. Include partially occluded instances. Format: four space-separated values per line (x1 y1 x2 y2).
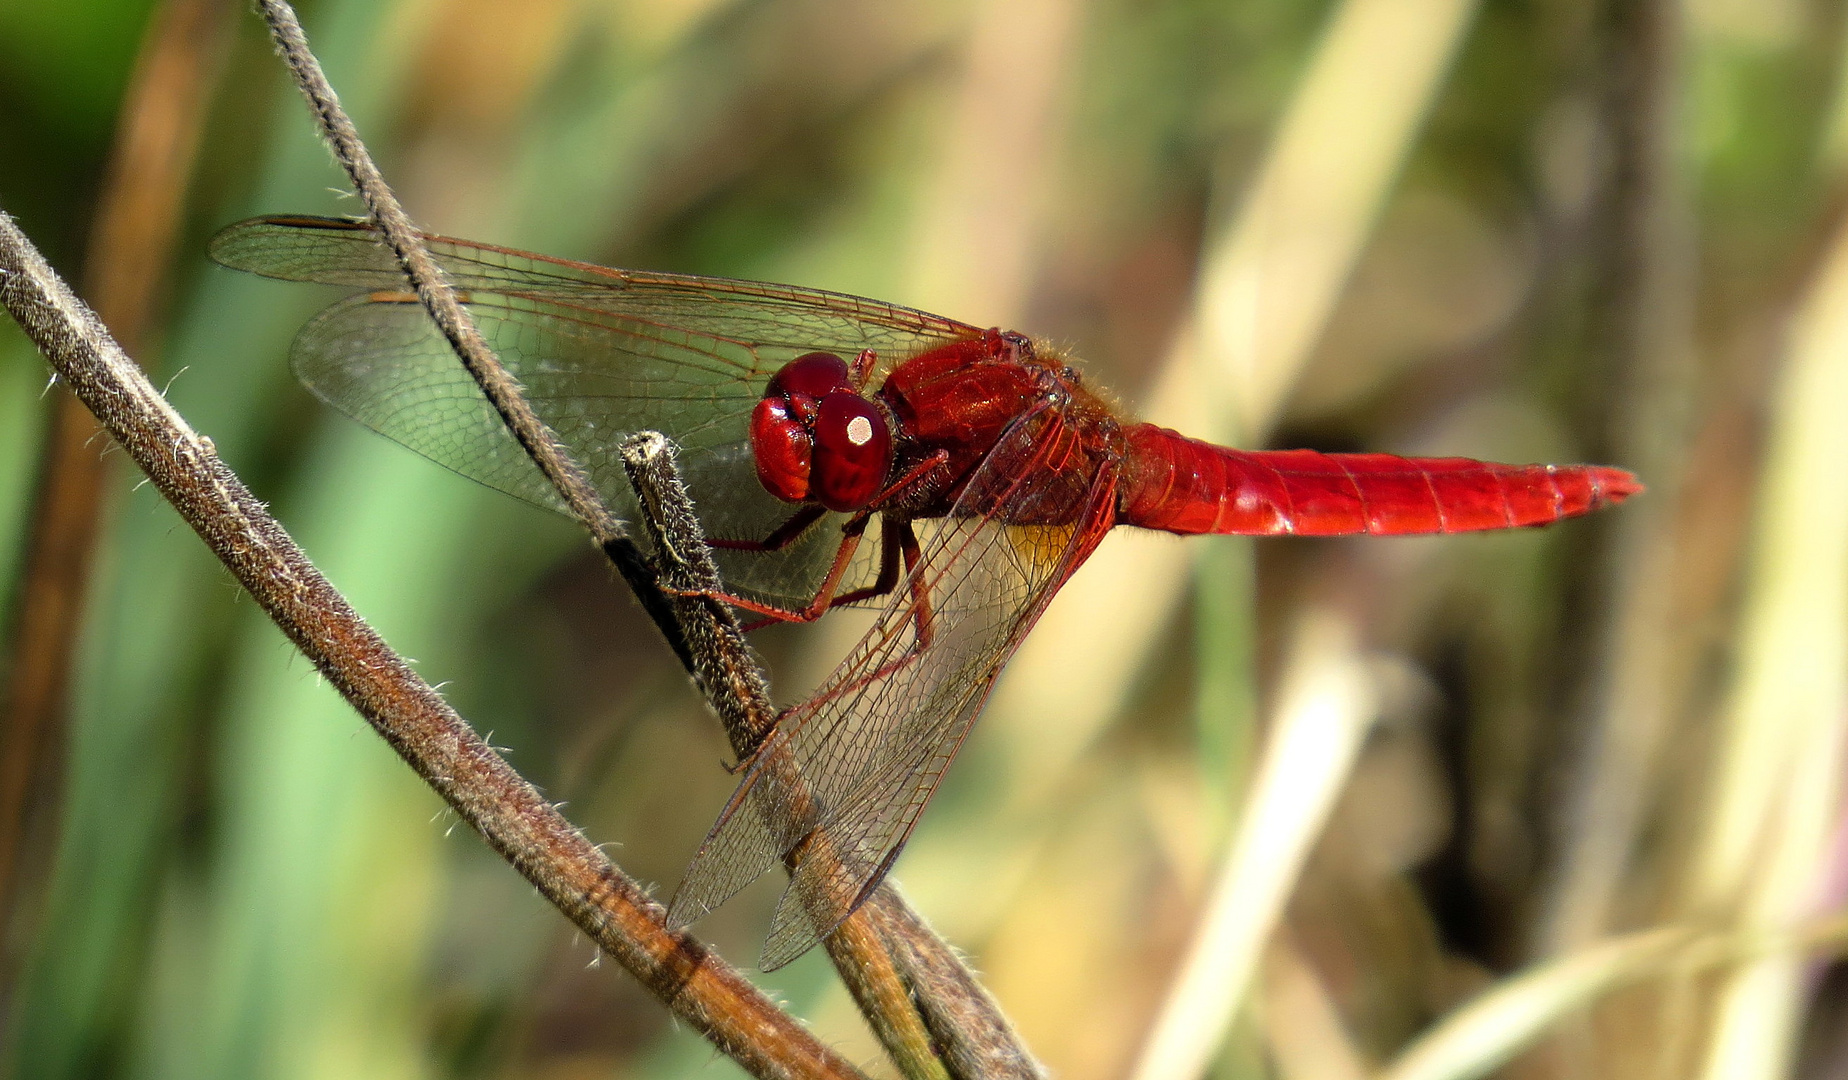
1588 466 1644 507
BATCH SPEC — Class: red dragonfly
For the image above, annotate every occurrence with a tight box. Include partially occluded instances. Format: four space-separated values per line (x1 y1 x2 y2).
213 215 1639 968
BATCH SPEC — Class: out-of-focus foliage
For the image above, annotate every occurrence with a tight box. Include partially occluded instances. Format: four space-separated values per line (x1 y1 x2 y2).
1 0 1846 1078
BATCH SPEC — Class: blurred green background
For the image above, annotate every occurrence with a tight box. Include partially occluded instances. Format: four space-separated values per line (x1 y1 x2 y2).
2 0 1847 1077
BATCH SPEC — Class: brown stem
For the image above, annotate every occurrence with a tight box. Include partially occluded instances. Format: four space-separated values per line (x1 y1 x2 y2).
0 210 862 1080
621 434 1044 1079
255 3 1035 1071
251 0 693 670
617 433 777 749
860 891 1047 1080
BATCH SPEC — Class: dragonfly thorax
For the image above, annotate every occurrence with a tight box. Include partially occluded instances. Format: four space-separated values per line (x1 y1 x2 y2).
750 352 895 512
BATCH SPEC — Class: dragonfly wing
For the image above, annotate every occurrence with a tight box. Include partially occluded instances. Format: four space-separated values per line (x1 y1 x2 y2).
661 770 788 929
668 402 1120 968
291 291 841 604
211 216 979 376
218 216 980 607
291 294 565 514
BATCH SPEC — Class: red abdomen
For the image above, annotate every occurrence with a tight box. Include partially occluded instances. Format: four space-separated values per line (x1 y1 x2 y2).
1117 424 1641 536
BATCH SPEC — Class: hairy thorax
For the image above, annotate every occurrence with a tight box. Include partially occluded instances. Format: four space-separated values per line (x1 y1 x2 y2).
875 330 1123 525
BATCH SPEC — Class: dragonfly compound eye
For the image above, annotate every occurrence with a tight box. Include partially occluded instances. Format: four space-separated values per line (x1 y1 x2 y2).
768 352 853 399
810 391 893 512
748 396 813 503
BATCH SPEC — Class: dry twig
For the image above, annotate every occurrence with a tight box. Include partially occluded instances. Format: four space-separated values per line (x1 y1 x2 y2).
253 2 1040 1073
252 0 691 669
624 434 1044 1080
0 209 862 1080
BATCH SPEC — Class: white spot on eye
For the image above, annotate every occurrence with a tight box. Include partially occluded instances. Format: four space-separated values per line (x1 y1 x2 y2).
846 415 874 446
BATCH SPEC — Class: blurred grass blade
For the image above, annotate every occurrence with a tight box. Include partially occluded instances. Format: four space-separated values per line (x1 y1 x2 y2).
1128 610 1376 1080
988 0 1483 814
1383 913 1848 1080
1380 927 1693 1080
0 0 231 947
1682 152 1848 1080
1537 0 1696 954
1259 933 1368 1080
6 2 411 1076
900 0 1081 324
1148 0 1483 445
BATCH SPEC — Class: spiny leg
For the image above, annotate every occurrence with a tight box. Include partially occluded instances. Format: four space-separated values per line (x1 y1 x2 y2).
874 450 949 506
679 450 950 626
825 516 906 609
771 520 937 721
731 519 908 633
847 348 878 385
707 504 828 553
693 452 948 624
865 519 935 675
668 512 872 624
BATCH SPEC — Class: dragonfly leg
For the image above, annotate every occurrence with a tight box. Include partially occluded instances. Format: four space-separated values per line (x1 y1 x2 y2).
873 450 951 506
708 504 828 553
860 519 935 673
898 521 932 649
772 521 935 719
732 514 928 631
664 513 873 625
823 516 905 608
669 451 949 627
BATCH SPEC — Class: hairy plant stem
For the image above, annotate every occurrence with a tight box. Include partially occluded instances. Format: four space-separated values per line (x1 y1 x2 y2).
0 207 865 1080
252 1 1041 1072
623 434 1044 1080
254 0 691 669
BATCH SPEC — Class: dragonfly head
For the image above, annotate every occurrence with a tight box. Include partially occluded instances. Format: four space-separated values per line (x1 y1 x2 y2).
751 352 895 512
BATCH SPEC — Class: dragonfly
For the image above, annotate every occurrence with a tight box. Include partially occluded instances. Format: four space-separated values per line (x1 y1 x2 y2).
212 215 1640 969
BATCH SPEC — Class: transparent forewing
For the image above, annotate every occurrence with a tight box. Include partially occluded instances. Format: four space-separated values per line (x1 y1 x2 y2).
290 292 839 602
212 216 981 605
210 216 978 364
667 404 1120 968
